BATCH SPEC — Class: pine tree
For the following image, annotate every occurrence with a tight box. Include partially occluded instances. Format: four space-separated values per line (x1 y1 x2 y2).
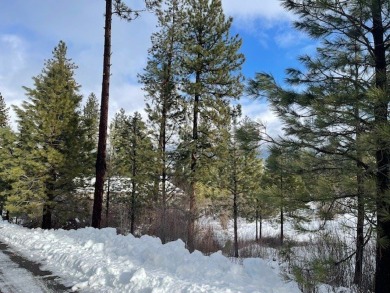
226 109 263 257
82 93 100 176
11 41 87 229
110 110 156 234
0 93 9 128
139 0 186 243
0 94 11 218
250 36 374 286
264 146 309 246
180 0 245 252
93 0 162 228
249 1 389 290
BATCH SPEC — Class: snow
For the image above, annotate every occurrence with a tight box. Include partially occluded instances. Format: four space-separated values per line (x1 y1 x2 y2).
0 250 52 293
201 211 359 246
0 220 300 293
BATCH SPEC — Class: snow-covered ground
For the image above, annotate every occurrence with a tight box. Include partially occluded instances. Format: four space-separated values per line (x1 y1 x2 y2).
0 220 300 293
0 250 52 293
201 211 358 245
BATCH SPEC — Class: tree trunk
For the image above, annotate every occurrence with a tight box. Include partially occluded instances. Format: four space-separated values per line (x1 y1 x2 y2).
161 177 167 243
159 62 170 244
130 117 137 235
232 121 239 258
233 190 238 257
188 71 200 253
259 214 262 240
372 2 390 292
130 181 136 235
280 206 284 246
106 176 110 227
255 206 258 242
353 46 364 287
354 179 364 286
41 203 52 229
92 0 112 229
42 172 56 229
280 171 284 246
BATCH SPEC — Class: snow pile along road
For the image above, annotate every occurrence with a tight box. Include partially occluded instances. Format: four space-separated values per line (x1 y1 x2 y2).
0 220 300 292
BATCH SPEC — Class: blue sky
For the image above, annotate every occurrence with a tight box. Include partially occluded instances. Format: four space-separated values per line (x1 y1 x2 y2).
0 0 314 135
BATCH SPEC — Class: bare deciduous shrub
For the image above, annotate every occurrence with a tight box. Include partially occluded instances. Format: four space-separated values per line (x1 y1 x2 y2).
237 239 278 260
219 212 229 230
144 208 188 243
195 226 222 255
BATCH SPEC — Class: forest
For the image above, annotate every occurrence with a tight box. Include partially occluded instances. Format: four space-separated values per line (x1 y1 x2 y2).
0 1 390 292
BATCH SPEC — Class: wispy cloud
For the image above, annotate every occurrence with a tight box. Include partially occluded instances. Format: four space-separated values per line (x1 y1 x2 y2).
240 97 284 138
274 29 308 49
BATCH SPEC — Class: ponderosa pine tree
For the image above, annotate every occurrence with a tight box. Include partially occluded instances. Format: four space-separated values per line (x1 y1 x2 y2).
12 41 88 229
139 0 185 243
226 109 263 257
93 0 113 229
93 0 162 229
110 110 156 234
249 36 375 287
249 1 389 291
180 0 244 252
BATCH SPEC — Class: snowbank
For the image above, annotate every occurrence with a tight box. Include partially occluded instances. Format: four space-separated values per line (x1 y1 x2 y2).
0 220 299 292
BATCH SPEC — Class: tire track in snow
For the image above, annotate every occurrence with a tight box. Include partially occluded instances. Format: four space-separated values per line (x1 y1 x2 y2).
0 242 73 293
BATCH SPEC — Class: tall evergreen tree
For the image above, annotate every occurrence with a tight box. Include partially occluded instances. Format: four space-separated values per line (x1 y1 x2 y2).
249 1 389 291
82 93 100 176
11 41 87 229
180 0 244 251
93 0 162 228
226 110 263 257
139 0 185 243
0 93 9 128
0 93 11 218
264 146 309 246
93 0 114 229
249 36 375 287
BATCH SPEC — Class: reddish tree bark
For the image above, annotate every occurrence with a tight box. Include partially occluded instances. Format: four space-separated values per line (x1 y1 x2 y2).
92 0 112 228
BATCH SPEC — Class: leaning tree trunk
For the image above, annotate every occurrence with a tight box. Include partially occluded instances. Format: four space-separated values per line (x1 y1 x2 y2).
92 0 112 228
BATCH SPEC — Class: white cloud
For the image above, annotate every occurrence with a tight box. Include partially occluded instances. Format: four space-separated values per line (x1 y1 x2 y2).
222 0 292 22
110 83 147 118
0 34 35 128
220 0 297 50
0 35 26 73
0 0 295 134
240 97 284 139
274 30 308 48
0 0 157 129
